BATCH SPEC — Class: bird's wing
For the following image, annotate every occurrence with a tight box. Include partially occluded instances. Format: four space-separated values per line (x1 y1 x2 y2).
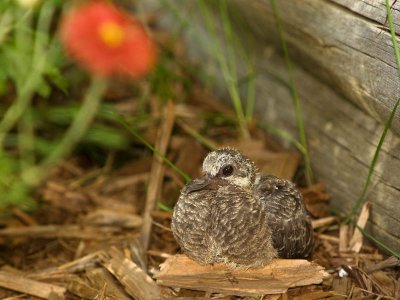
256 175 314 259
211 185 277 267
171 191 216 264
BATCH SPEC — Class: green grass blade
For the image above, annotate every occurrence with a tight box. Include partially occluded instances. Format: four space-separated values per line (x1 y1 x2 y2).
270 0 313 185
260 122 306 155
111 111 191 183
345 98 400 222
177 120 217 151
158 201 174 212
197 0 249 138
345 1 400 222
354 223 400 258
386 0 400 76
245 65 256 121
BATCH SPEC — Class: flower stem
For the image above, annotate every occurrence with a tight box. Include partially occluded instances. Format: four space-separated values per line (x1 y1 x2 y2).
22 77 107 186
0 2 55 150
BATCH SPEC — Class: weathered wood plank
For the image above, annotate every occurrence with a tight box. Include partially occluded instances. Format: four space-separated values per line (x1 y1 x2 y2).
232 0 400 134
330 0 400 31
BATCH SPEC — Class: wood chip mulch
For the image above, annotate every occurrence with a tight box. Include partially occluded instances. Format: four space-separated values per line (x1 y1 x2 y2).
0 25 398 300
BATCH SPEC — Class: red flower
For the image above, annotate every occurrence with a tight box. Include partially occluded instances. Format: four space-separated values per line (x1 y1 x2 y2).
61 1 156 78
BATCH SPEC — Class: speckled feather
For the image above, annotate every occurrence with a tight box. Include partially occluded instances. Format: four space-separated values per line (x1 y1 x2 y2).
256 175 314 259
171 148 313 268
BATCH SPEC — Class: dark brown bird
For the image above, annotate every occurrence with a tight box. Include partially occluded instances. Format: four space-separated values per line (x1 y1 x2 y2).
171 148 314 268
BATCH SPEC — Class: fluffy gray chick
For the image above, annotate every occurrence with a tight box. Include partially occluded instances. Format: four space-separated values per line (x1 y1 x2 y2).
171 148 314 268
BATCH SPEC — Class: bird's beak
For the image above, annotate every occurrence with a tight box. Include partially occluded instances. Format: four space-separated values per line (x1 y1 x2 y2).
185 175 222 194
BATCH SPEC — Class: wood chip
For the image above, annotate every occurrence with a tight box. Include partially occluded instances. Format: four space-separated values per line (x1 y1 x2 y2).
331 276 351 298
141 101 176 251
0 270 66 299
83 209 143 228
86 267 131 300
301 183 330 203
336 252 383 260
57 251 103 273
365 256 400 274
147 249 173 259
312 216 337 229
67 278 98 299
100 247 160 300
2 295 29 300
315 233 340 243
339 224 350 253
31 251 104 280
155 254 329 296
349 202 370 253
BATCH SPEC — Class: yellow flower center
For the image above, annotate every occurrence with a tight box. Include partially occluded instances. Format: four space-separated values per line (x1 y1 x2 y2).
99 21 125 48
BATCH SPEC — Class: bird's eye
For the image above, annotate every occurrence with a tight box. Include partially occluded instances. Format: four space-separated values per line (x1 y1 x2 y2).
222 165 234 177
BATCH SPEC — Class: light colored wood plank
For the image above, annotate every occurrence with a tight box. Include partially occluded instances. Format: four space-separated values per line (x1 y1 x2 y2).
155 255 329 296
232 0 400 133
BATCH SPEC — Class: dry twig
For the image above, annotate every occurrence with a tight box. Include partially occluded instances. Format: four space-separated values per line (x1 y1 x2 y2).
312 216 337 229
0 271 66 299
365 256 400 273
339 224 350 253
0 224 124 240
141 101 176 251
349 202 370 253
100 247 160 300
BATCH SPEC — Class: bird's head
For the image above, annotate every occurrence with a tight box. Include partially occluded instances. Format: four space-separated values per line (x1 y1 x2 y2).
185 148 257 193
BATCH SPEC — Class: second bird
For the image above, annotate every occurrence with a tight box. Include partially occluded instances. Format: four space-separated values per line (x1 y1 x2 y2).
171 148 314 268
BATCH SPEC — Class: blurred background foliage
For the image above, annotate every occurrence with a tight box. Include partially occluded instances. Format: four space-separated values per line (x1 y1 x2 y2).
0 0 67 209
0 0 158 210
